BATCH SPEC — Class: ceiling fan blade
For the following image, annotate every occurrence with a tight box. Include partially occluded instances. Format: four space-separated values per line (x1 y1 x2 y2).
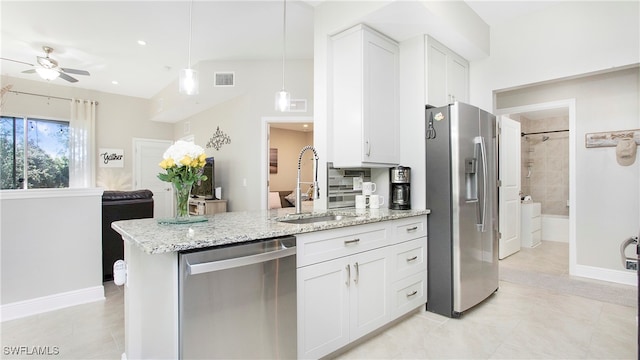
58 72 78 83
1 57 34 67
22 69 36 74
61 68 90 76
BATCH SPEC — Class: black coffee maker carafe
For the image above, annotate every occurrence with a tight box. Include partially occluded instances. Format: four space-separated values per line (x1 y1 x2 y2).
390 166 411 210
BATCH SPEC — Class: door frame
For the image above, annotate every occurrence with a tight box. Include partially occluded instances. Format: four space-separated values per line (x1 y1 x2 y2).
494 99 576 275
260 116 313 210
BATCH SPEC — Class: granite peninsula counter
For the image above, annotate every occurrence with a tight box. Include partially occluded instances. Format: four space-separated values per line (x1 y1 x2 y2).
111 207 430 359
112 207 430 254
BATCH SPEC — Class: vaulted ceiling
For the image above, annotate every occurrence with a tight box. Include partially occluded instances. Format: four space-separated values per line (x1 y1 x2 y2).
0 1 552 99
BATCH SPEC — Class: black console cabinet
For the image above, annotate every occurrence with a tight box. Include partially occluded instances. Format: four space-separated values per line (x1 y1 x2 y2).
101 190 154 281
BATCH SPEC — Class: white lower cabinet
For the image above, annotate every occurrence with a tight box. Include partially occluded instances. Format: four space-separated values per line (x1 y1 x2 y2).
297 216 427 359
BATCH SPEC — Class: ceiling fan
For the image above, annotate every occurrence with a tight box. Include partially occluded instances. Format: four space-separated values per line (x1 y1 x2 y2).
1 46 90 83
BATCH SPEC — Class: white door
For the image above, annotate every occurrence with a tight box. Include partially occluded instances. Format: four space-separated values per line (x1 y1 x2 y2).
498 116 521 259
133 138 174 219
297 257 350 359
349 247 389 340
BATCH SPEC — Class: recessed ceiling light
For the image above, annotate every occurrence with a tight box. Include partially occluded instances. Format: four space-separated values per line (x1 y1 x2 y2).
137 40 147 46
112 80 119 85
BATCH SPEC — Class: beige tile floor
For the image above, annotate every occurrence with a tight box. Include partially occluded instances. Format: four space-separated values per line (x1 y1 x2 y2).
1 241 637 359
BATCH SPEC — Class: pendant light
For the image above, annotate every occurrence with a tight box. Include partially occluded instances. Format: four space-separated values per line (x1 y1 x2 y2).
275 0 290 111
179 0 199 95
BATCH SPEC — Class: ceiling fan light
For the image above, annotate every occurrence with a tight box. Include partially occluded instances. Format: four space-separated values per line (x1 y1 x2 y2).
275 89 290 112
179 68 199 95
35 67 59 81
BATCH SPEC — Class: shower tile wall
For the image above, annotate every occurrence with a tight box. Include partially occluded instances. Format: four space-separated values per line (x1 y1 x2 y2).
520 115 569 216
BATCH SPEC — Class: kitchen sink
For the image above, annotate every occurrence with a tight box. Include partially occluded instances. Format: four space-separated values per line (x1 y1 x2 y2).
277 214 356 224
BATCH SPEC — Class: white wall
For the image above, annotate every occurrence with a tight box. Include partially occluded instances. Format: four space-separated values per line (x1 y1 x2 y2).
470 1 640 110
0 189 104 320
172 60 314 212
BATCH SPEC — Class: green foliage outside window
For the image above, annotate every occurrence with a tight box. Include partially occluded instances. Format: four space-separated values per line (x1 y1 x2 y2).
0 116 69 189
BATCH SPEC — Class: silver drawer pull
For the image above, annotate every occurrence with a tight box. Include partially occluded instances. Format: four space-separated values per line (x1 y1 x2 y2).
406 226 418 232
406 290 418 298
344 238 360 245
406 255 418 262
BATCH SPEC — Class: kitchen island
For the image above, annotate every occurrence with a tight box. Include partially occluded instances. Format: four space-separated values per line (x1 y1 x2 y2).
112 207 430 359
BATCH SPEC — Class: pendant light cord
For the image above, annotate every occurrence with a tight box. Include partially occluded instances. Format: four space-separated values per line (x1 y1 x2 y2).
188 0 194 68
281 0 287 91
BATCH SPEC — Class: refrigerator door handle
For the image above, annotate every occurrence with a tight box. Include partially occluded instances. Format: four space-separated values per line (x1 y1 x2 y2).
474 136 488 232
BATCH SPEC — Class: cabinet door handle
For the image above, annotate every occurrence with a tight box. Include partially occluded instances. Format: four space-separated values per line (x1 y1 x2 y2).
406 290 418 298
406 226 418 232
406 255 418 262
365 139 371 157
345 264 351 287
354 262 359 284
344 238 360 245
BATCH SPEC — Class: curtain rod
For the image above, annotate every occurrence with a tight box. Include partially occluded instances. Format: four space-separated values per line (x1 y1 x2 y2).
8 90 72 102
521 129 569 137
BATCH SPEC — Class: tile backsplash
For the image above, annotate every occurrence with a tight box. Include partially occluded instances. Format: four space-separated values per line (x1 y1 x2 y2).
327 163 371 209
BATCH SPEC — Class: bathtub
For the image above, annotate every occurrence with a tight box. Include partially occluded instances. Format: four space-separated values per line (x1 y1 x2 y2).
541 214 569 243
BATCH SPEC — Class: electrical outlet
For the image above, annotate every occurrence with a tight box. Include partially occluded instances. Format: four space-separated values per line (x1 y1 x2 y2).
625 260 638 271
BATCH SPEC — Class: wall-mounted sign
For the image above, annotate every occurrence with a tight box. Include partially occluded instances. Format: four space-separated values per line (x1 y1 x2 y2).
99 148 124 168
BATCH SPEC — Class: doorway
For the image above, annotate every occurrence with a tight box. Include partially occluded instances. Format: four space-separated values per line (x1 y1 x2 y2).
133 138 174 219
260 116 313 210
495 99 576 275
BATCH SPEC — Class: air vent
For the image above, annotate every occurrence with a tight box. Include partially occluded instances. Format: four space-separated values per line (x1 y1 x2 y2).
214 72 235 87
288 99 307 112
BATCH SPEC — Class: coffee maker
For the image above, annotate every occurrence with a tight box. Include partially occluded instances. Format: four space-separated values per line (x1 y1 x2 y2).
390 166 411 210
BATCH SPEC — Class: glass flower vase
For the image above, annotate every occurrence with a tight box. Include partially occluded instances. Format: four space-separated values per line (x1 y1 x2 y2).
173 180 193 220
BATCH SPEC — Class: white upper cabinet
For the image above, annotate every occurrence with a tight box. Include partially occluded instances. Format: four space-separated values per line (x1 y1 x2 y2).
330 24 400 168
425 35 469 107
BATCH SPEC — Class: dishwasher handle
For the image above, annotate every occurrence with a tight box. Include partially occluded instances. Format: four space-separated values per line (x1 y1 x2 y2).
185 238 296 275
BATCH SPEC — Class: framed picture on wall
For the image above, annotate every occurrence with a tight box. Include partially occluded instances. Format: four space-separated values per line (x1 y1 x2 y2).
270 148 278 174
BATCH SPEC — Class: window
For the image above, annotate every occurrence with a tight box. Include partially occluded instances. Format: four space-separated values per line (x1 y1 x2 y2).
0 116 70 189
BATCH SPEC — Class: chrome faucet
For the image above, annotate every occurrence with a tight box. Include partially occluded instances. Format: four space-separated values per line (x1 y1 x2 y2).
296 145 320 214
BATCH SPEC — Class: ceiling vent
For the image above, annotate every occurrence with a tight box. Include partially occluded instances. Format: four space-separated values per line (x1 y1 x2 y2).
288 99 307 112
214 72 235 87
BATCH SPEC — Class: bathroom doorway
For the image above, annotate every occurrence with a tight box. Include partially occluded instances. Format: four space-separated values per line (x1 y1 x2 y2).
260 116 313 210
495 99 576 275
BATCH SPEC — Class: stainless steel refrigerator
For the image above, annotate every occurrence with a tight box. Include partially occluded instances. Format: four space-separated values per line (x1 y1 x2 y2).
425 101 499 318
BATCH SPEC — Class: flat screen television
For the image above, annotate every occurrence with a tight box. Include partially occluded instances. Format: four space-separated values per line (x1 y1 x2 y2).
191 157 216 199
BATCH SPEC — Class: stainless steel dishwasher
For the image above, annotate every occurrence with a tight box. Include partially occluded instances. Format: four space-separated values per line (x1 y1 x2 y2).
179 236 297 359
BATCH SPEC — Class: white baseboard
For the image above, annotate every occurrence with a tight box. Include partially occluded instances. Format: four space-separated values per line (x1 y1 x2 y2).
574 264 636 286
1 285 105 322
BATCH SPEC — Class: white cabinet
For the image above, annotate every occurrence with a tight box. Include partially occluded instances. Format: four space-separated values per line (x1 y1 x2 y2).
297 216 427 359
521 202 541 247
330 24 399 168
425 35 469 107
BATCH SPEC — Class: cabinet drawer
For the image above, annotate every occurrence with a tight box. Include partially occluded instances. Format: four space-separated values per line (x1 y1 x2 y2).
391 238 427 281
393 216 427 243
391 272 426 319
297 222 390 267
531 216 541 231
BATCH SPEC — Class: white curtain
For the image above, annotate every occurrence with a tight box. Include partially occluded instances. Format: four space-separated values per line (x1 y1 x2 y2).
69 99 97 188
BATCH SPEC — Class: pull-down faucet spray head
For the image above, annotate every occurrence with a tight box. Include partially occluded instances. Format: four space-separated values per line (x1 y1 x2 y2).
296 145 320 214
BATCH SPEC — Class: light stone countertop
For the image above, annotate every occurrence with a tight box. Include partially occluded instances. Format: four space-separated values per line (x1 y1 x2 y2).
112 207 430 254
